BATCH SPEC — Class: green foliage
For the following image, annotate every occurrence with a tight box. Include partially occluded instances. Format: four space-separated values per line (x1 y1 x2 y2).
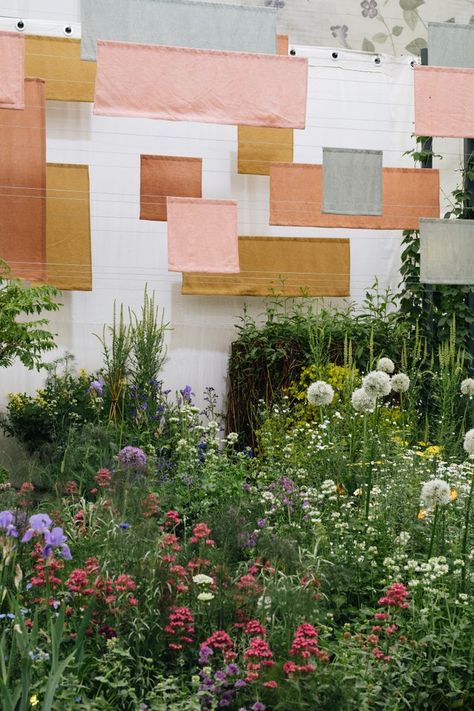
0 260 60 370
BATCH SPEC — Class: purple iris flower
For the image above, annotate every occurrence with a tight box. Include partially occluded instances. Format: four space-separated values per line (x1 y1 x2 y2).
21 513 52 542
0 511 19 538
43 527 72 560
88 379 104 396
179 385 194 403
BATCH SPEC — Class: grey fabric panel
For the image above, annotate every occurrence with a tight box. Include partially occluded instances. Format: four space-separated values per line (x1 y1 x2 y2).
420 218 474 285
428 22 474 69
81 0 277 60
322 147 383 216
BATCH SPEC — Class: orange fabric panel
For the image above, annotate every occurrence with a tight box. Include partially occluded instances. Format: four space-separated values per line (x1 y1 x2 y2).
182 236 350 297
277 35 288 55
0 79 46 281
140 155 202 221
269 164 439 229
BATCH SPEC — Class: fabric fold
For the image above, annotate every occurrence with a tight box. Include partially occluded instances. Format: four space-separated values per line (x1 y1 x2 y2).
0 31 24 109
419 218 474 285
94 41 308 129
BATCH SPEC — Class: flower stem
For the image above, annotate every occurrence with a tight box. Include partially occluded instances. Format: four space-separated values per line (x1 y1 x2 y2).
460 462 474 592
428 504 439 559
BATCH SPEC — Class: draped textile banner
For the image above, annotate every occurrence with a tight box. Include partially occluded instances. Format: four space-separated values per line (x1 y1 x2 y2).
0 31 24 109
182 236 350 296
414 66 474 139
25 36 97 102
81 0 277 60
428 22 474 69
0 79 46 281
277 35 288 56
140 155 202 221
94 41 308 129
237 127 293 176
419 218 474 285
270 164 439 229
322 148 382 216
167 197 239 272
46 164 92 291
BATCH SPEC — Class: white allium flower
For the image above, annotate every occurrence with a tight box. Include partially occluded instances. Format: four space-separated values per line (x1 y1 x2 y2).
377 357 395 374
197 592 215 602
461 378 474 397
464 429 474 455
192 574 214 586
391 373 410 393
420 479 451 509
306 380 334 406
351 387 376 413
362 370 391 398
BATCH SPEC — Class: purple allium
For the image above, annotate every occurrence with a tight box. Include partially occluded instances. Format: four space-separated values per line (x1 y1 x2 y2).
21 513 52 542
214 671 226 681
256 518 267 529
225 664 239 675
251 703 266 711
43 527 72 560
88 379 104 396
117 445 147 470
0 511 18 538
235 680 247 689
242 482 251 493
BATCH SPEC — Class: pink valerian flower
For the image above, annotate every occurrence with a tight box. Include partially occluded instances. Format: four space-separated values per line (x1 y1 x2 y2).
243 620 266 637
164 510 181 527
190 522 215 546
95 468 113 489
243 637 275 682
63 481 79 496
202 630 234 653
164 606 195 651
142 493 160 518
284 623 329 675
378 582 409 609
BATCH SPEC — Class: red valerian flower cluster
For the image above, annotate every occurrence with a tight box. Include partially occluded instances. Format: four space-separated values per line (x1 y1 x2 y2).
377 582 409 609
243 637 275 682
190 522 215 546
283 623 328 675
164 605 195 651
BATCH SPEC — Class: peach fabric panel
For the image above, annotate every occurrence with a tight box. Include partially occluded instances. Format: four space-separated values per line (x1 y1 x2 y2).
46 164 92 291
0 31 24 109
94 40 308 128
182 236 350 297
0 79 46 281
269 164 439 229
167 197 239 272
414 65 474 138
237 126 293 175
25 36 97 102
140 155 202 221
277 35 288 55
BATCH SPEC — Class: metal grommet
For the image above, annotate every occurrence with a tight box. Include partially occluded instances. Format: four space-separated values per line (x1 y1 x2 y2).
373 55 382 65
331 51 339 60
289 48 296 56
63 25 73 36
16 19 25 31
410 58 417 68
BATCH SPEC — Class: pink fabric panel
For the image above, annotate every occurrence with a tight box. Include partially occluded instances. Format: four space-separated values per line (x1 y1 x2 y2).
167 197 239 273
0 31 24 109
414 65 474 138
94 40 308 129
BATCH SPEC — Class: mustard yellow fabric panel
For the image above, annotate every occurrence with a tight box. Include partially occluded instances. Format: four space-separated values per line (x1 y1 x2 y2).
237 126 293 176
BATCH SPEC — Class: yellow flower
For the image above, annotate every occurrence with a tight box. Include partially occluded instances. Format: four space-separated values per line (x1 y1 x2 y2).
417 510 427 520
450 489 458 501
424 445 442 458
30 695 39 707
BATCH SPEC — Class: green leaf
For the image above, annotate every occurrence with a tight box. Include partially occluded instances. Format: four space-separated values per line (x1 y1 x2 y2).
405 37 427 55
399 0 424 9
373 32 388 43
392 25 404 36
403 9 418 30
362 38 375 52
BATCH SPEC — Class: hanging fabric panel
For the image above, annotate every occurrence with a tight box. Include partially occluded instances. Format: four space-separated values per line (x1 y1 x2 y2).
94 41 308 129
322 148 383 215
0 79 46 281
428 22 474 69
46 164 92 291
419 218 474 285
182 236 350 296
167 197 239 273
414 65 474 139
270 164 439 229
25 36 97 102
0 31 24 110
81 0 277 60
237 127 293 176
140 155 203 221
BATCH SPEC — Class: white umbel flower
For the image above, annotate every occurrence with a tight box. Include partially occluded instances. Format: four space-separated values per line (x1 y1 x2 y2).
461 378 474 397
307 380 334 406
197 592 215 602
362 370 391 398
391 373 410 393
420 479 451 509
192 574 214 586
377 357 395 374
351 387 376 413
464 429 474 455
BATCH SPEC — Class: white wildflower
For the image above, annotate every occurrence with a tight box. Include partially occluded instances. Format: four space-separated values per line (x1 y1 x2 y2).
420 479 451 509
362 371 391 398
197 592 215 602
351 387 376 413
391 373 410 393
226 432 239 444
464 429 474 455
192 574 214 586
377 357 395 374
307 381 334 406
461 378 474 396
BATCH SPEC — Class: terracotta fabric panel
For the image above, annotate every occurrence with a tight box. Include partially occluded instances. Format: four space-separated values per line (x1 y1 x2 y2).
0 31 24 109
0 79 46 281
94 41 308 128
277 35 288 55
420 218 474 285
237 126 293 176
46 164 92 291
414 65 474 139
167 197 239 273
140 155 202 221
270 164 439 230
25 36 97 102
182 236 350 296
